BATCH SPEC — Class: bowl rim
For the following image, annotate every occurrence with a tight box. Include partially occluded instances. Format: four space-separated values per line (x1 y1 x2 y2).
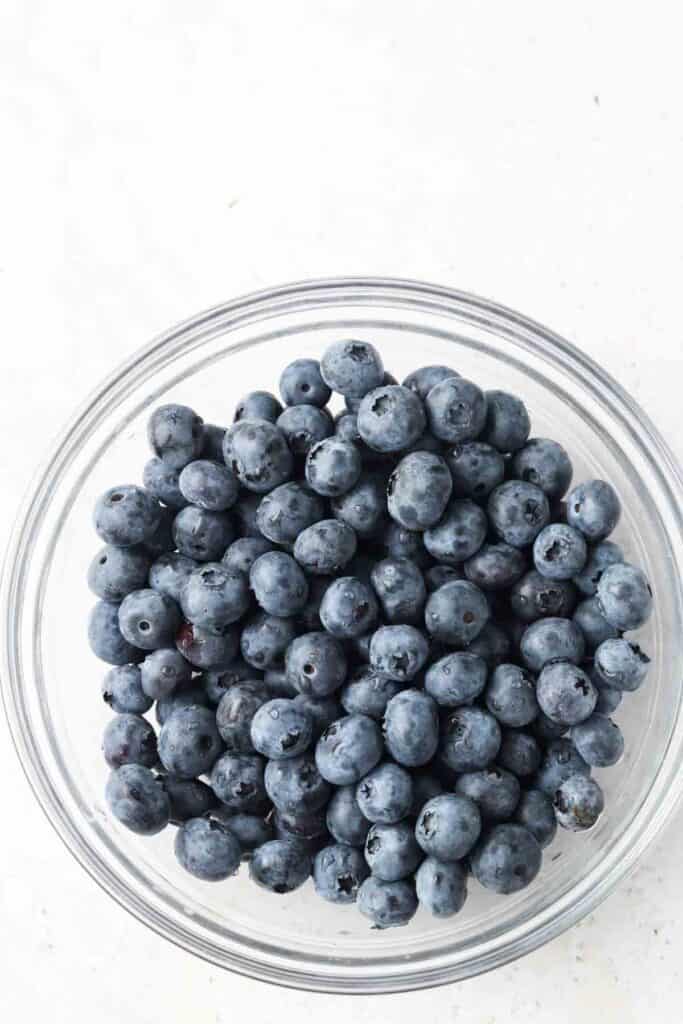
3 275 683 993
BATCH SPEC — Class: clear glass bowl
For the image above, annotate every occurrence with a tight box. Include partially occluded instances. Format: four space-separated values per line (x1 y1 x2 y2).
3 278 683 994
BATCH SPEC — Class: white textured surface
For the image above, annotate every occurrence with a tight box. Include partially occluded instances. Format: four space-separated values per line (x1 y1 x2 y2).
1 2 682 1020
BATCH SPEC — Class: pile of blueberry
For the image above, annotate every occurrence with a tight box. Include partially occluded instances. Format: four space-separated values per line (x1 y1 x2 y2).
89 340 653 929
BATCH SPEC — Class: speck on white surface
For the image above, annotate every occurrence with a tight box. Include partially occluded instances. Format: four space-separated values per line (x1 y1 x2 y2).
1 2 682 1021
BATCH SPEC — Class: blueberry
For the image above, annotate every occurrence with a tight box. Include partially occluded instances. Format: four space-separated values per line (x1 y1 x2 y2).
148 404 204 469
356 385 426 454
510 569 578 623
455 766 520 821
593 680 623 715
471 823 541 894
315 714 383 785
356 762 413 824
102 664 153 715
157 776 218 824
118 588 181 651
514 789 557 848
276 405 333 459
464 542 527 591
292 693 343 740
320 339 384 399
573 540 624 597
554 773 604 831
233 490 263 537
424 651 488 707
533 523 587 582
520 617 585 671
534 738 591 796
249 839 311 894
155 682 211 725
531 711 568 742
203 661 264 705
201 424 227 460
498 730 541 777
222 540 271 580
319 576 378 639
403 430 445 456
415 793 481 861
176 622 239 670
425 564 464 592
102 713 158 770
215 682 269 752
326 786 371 847
424 580 489 646
250 698 313 760
181 563 250 634
305 437 362 498
94 485 162 547
211 752 267 812
465 622 512 668
285 632 348 698
178 460 239 512
488 480 550 548
88 601 144 666
571 711 624 765
573 596 620 651
105 764 170 835
383 689 439 767
149 552 199 603
438 706 501 772
257 485 324 550
216 811 274 856
424 499 488 565
370 557 426 625
293 519 357 577
511 438 573 499
143 458 187 509
403 363 458 397
445 441 506 500
173 504 235 561
140 647 192 699
364 820 422 881
536 660 597 726
485 663 538 728
313 844 369 903
174 816 241 880
249 551 309 617
425 377 487 444
357 876 418 928
88 545 152 603
566 479 621 541
340 667 405 721
479 390 530 452
594 637 650 692
265 753 331 815
240 611 296 670
385 452 452 530
142 506 176 558
415 857 467 918
383 522 432 567
334 410 361 444
234 390 283 423
369 626 429 682
223 420 294 493
158 705 223 779
596 562 653 632
280 358 331 408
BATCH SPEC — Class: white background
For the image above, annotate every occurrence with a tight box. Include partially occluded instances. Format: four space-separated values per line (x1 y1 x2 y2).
1 2 682 1021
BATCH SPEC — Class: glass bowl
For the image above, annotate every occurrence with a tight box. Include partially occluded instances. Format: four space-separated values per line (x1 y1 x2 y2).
3 278 683 994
